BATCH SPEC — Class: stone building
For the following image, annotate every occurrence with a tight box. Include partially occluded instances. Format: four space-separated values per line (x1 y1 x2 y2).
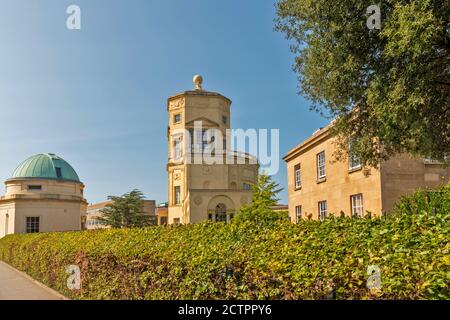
156 202 168 225
166 75 258 224
0 153 87 238
283 123 450 222
85 199 156 229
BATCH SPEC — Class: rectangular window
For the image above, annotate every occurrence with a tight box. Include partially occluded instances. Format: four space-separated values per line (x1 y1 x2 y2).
222 115 227 125
351 194 364 217
295 205 302 223
317 151 326 180
55 167 62 178
173 114 181 123
294 164 301 189
174 186 181 205
27 185 42 190
26 217 40 233
349 154 361 170
173 138 182 159
243 183 252 191
318 201 327 221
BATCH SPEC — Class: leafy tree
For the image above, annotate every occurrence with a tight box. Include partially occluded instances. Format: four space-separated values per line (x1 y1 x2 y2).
98 189 153 228
234 173 288 225
275 0 450 166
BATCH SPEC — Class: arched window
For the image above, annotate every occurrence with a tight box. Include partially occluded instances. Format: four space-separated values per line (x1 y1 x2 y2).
215 203 227 222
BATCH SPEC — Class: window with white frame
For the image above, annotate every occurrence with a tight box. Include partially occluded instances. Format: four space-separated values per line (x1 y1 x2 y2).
295 205 302 223
317 151 326 179
173 137 182 160
318 201 327 221
351 194 364 217
294 164 301 189
174 186 181 205
26 217 40 233
348 140 362 170
173 114 181 124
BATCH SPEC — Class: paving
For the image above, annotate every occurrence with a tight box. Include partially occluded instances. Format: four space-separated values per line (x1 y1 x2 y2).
0 261 66 300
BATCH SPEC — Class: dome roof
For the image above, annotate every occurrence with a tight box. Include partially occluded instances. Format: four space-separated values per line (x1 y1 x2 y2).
11 153 81 182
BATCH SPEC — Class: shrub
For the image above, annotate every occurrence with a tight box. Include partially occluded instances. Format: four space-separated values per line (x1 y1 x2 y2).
0 207 448 299
392 183 450 216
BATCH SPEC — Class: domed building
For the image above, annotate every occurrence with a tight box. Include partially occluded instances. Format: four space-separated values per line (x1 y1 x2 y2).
0 153 87 238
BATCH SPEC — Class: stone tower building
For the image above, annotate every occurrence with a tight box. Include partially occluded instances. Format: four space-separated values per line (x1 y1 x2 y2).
166 75 258 224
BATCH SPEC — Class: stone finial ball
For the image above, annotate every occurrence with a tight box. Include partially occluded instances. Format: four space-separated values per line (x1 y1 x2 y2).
193 74 203 89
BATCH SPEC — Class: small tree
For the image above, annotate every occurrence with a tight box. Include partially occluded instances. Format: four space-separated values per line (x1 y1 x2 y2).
234 173 287 225
98 189 152 228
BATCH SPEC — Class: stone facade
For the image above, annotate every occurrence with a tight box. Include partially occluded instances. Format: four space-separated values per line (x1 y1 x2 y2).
85 199 156 229
283 124 450 222
167 76 258 224
0 178 87 238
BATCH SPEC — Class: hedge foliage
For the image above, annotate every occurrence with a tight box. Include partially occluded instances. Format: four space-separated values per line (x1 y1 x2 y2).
0 185 449 300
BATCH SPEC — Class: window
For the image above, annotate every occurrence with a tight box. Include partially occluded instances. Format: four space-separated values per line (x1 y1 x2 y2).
243 183 252 191
173 138 182 159
215 203 227 222
173 114 181 123
318 201 327 221
188 128 208 153
348 140 362 170
27 185 42 190
26 217 40 233
55 167 62 178
295 205 302 223
351 194 364 217
349 154 361 170
174 186 181 205
222 115 227 125
294 164 301 189
173 218 181 225
317 151 326 180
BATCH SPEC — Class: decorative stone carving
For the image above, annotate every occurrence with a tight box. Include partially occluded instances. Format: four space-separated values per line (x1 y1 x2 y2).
194 196 202 205
202 166 212 175
203 181 210 189
174 170 182 181
170 97 185 110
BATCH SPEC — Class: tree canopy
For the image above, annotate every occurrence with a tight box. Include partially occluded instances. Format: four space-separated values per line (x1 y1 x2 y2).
234 173 287 225
98 189 154 228
275 0 449 166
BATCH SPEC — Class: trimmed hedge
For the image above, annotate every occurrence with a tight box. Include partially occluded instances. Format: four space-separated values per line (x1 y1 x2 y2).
0 207 448 299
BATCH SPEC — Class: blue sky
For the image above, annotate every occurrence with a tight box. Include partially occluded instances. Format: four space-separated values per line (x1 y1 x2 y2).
0 0 329 204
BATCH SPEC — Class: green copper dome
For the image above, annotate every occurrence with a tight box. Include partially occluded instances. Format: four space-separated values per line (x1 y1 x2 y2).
11 153 81 182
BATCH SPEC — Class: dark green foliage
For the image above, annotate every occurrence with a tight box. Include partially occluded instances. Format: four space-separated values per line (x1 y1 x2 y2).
0 184 448 300
234 174 288 225
275 0 450 166
98 189 153 228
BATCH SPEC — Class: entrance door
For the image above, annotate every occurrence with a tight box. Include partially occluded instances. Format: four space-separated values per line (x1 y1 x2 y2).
215 203 227 222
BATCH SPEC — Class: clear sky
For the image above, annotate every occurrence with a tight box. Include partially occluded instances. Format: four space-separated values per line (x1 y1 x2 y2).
0 0 329 205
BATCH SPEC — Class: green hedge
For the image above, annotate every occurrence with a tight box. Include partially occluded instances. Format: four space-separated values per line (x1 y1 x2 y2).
0 185 449 299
